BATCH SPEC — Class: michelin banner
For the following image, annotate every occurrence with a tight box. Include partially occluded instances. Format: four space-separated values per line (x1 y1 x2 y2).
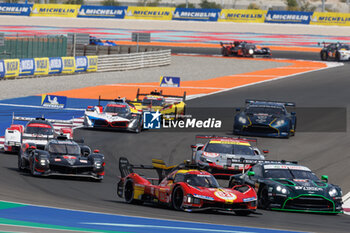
265 10 313 24
0 3 32 16
41 94 67 109
218 9 266 23
49 57 63 74
86 56 98 72
310 12 350 26
4 59 20 78
78 5 127 18
0 60 5 79
61 57 75 74
34 57 49 75
19 58 35 76
124 7 174 20
173 8 220 21
75 56 88 72
30 4 80 17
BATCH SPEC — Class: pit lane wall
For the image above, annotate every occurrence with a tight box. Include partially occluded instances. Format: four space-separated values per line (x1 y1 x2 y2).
0 56 97 80
1 3 350 26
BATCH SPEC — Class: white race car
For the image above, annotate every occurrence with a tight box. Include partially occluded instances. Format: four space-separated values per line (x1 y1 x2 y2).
84 97 143 133
3 116 75 153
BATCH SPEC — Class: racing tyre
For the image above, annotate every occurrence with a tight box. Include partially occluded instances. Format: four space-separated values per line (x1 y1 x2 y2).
258 186 270 209
336 52 341 62
172 186 184 211
320 51 328 61
124 180 142 204
234 210 252 216
17 154 24 171
30 157 38 176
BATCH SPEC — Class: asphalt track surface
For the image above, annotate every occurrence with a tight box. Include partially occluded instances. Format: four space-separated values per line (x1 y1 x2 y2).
0 50 350 233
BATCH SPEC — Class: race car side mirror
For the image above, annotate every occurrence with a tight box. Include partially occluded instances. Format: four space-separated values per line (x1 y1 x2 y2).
263 150 269 154
235 108 241 112
291 112 296 115
247 171 255 177
93 149 100 153
190 145 197 149
321 175 328 183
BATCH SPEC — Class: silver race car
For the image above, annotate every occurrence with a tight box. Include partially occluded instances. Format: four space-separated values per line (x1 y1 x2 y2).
191 135 268 178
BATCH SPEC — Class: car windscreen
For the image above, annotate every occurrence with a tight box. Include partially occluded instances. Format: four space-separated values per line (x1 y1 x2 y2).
205 143 255 156
264 169 319 180
184 174 220 188
24 123 53 135
48 143 80 155
245 44 256 49
339 44 350 50
104 105 128 114
246 106 285 116
142 98 164 106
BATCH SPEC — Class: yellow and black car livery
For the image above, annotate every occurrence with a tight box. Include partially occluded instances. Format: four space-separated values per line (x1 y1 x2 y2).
128 89 186 120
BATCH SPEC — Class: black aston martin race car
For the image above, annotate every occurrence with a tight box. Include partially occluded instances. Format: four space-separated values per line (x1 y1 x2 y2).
229 161 343 214
319 42 350 61
18 135 105 180
233 99 296 138
220 41 271 58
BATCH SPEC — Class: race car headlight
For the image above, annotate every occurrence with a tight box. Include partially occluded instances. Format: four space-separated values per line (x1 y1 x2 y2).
238 116 247 124
276 185 288 194
187 195 201 204
94 161 102 169
275 119 285 127
128 119 137 128
40 159 48 166
329 188 338 197
249 49 254 55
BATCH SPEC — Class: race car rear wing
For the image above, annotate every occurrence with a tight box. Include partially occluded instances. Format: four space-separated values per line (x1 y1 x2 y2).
136 88 186 102
13 116 73 125
226 158 298 173
119 157 176 182
195 135 258 143
245 99 296 107
98 96 126 106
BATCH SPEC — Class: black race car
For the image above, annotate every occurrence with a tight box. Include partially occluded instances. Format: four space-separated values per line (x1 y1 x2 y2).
319 42 350 61
220 41 271 58
229 161 343 214
233 99 296 138
18 135 105 180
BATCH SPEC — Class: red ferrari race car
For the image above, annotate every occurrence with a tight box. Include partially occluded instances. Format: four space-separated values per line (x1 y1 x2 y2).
117 157 257 215
220 41 271 58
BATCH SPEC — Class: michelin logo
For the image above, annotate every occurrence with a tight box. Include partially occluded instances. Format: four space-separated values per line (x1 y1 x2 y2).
160 76 180 87
41 94 67 109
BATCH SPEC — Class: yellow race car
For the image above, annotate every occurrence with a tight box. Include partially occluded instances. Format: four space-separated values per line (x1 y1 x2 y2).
128 89 186 120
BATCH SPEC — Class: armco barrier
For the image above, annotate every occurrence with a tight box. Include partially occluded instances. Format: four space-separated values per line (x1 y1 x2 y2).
97 49 171 72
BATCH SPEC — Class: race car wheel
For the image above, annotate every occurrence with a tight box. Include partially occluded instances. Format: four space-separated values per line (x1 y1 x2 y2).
221 48 228 57
124 180 135 204
30 157 37 176
320 51 328 61
124 180 142 204
336 52 341 62
17 154 24 171
258 186 270 209
172 186 184 211
234 210 252 216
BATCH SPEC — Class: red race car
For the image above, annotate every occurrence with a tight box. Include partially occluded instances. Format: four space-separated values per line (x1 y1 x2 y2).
220 41 271 58
117 157 257 216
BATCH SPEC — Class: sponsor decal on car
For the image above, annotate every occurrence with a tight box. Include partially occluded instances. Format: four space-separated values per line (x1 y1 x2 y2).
214 190 237 201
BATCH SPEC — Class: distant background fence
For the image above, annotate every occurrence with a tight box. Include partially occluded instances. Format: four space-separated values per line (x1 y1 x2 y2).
0 36 67 59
